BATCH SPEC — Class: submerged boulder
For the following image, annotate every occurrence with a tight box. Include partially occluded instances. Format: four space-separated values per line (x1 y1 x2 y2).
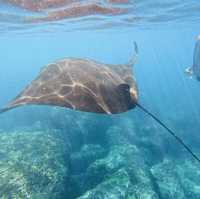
0 129 69 199
151 159 186 199
151 158 200 199
1 107 200 199
70 144 107 175
77 143 159 199
78 169 131 199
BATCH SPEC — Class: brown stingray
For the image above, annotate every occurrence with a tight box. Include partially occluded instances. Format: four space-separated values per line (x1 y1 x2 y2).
1 44 200 165
0 45 138 115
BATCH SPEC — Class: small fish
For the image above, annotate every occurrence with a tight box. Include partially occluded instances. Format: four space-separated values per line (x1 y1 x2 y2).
185 35 200 81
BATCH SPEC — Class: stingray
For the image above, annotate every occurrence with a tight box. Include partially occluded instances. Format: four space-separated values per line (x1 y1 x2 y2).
185 34 200 81
0 43 199 163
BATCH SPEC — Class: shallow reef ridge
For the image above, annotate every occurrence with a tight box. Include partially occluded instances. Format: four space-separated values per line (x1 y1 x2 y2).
0 129 70 199
0 108 200 198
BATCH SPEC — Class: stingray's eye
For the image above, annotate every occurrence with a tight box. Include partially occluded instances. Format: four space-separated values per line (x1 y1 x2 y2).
117 83 130 93
117 84 131 99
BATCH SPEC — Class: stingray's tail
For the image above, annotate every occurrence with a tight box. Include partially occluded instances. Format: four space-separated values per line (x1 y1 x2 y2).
136 103 200 164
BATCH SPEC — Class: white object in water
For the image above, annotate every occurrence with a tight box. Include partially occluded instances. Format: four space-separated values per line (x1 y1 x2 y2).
185 35 200 81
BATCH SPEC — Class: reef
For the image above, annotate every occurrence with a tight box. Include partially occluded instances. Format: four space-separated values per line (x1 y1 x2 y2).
0 129 70 198
0 108 200 198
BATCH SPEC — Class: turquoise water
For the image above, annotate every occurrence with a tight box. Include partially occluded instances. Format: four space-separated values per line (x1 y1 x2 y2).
0 1 200 198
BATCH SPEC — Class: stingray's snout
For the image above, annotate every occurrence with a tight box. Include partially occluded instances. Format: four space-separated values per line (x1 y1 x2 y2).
130 87 138 105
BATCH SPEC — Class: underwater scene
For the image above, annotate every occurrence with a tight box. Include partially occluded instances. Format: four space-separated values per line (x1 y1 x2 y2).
0 0 200 198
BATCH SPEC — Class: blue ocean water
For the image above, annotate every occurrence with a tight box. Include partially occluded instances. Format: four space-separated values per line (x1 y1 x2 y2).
0 1 200 198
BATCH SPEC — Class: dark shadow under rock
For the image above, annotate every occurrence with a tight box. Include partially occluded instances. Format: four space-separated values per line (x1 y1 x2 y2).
70 144 107 174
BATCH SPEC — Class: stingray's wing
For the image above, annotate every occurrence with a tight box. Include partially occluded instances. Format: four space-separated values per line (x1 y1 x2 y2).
0 61 108 114
0 63 66 113
0 57 139 115
0 107 11 114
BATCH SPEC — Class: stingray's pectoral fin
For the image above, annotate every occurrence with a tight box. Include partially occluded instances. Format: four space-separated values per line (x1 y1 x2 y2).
0 107 13 114
0 101 23 115
185 66 193 78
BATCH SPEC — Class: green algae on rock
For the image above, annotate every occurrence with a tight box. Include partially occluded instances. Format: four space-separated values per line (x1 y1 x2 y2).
151 158 200 199
77 144 159 199
78 169 131 199
0 130 69 199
